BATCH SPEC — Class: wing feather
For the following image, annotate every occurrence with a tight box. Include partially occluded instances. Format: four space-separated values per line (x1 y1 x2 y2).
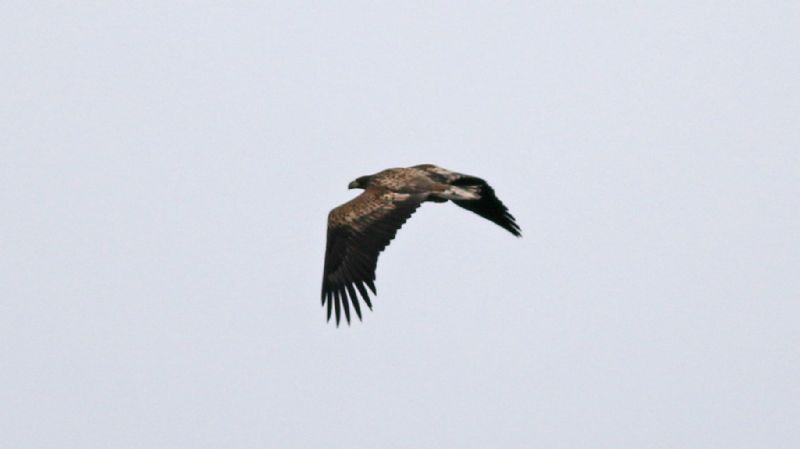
346 283 362 320
451 176 521 236
322 188 425 325
354 281 372 309
413 164 521 237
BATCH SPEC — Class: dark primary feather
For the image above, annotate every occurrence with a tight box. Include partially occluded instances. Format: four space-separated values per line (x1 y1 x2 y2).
451 176 521 237
321 189 424 326
413 165 521 237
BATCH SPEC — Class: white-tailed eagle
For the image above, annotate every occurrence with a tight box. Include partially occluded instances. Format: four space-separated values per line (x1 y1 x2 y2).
322 164 521 325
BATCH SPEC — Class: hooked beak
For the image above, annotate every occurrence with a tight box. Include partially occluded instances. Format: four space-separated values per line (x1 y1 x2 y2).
348 180 358 189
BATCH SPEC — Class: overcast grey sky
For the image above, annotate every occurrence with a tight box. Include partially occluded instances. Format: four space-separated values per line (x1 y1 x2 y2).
2 2 798 448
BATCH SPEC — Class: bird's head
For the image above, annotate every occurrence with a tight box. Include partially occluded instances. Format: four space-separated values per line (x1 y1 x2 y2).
348 175 372 190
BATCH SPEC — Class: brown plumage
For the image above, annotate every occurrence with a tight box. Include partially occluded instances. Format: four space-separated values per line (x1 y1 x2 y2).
321 164 521 325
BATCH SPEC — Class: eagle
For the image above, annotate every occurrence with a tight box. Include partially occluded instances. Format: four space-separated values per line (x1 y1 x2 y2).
322 164 521 325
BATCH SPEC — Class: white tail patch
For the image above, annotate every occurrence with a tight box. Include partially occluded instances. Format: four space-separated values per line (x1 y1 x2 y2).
439 185 481 201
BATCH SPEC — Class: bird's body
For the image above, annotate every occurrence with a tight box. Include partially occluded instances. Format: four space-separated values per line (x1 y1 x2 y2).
322 164 521 325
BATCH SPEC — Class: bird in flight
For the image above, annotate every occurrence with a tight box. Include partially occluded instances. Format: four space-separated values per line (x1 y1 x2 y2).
321 164 521 325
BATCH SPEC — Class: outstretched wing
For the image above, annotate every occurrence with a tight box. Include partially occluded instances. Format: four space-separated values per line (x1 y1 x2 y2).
322 188 426 325
414 164 522 236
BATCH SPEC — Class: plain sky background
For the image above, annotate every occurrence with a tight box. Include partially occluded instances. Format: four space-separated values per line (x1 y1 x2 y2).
2 2 798 448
